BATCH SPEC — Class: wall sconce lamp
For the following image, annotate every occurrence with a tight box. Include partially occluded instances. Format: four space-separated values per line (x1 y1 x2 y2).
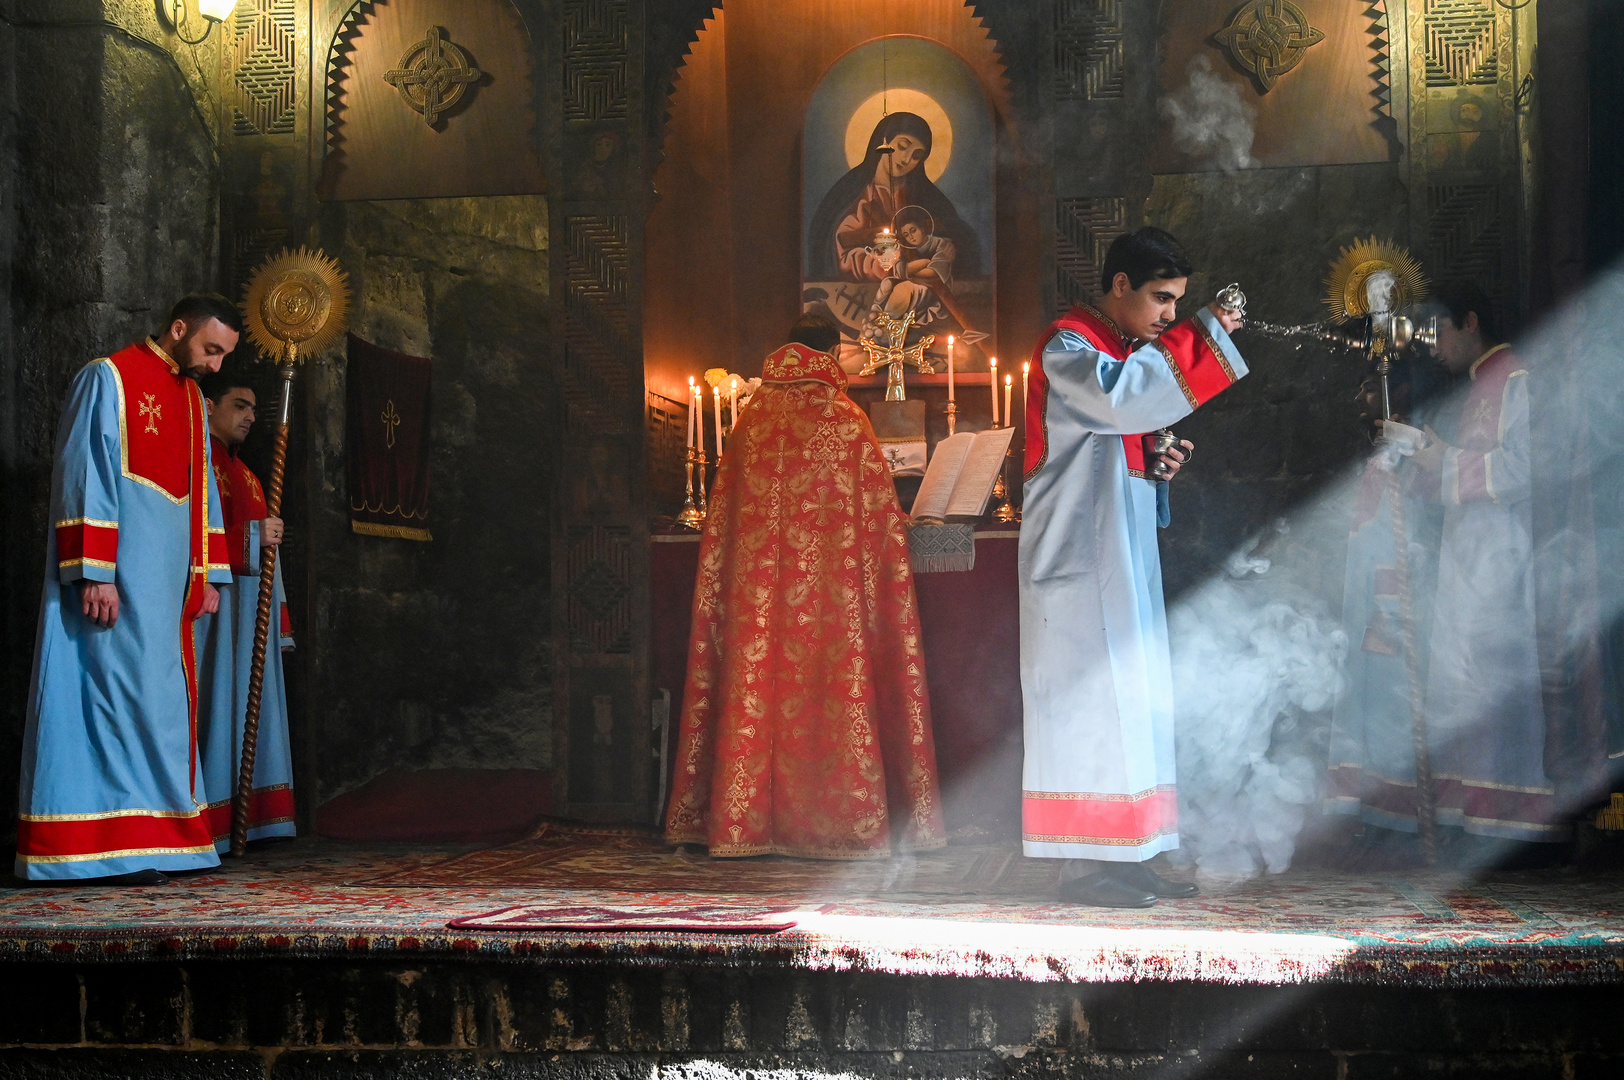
160 0 237 45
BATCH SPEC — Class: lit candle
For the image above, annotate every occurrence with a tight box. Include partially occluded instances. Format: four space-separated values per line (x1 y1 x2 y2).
730 377 739 431
693 380 703 454
1004 374 1013 431
1022 361 1030 424
713 384 724 458
687 376 696 449
988 356 999 427
946 335 955 402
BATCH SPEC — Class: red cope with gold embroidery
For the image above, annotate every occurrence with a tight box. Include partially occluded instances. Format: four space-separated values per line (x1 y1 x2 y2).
1024 304 1236 481
663 343 947 859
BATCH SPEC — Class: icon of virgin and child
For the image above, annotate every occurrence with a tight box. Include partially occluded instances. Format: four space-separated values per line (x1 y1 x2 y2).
806 111 988 368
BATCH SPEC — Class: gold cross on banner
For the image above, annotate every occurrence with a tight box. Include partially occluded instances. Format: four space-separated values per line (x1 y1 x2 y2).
858 310 935 402
381 399 401 449
139 393 162 435
383 26 485 127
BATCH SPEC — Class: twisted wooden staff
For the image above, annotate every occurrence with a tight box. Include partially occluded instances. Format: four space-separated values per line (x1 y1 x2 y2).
232 349 296 856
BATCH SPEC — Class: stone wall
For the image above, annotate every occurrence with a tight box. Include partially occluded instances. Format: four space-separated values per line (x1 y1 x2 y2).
2 957 1623 1078
299 196 555 807
0 0 220 840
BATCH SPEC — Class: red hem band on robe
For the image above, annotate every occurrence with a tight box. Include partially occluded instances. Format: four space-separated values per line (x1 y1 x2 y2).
663 343 946 860
1326 765 1569 841
17 811 216 863
1021 786 1179 847
203 785 297 843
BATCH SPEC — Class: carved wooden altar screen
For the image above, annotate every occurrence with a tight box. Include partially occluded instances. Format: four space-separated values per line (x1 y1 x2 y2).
548 0 656 822
1405 0 1533 314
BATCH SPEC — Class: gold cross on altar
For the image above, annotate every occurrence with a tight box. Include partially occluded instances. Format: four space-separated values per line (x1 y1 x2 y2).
858 311 935 402
139 393 162 435
381 399 401 448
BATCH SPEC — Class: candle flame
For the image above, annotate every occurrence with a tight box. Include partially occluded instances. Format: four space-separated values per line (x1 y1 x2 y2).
1005 373 1013 386
947 335 954 345
1023 361 1030 374
688 375 695 387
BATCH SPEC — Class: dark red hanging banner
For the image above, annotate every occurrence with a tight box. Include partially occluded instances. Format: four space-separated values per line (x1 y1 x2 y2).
346 333 433 541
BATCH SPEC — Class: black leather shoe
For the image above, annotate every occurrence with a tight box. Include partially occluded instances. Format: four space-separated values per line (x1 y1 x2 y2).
1059 871 1157 908
1121 862 1199 898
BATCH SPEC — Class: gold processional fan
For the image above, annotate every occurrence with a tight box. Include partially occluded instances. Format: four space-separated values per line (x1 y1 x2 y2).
230 247 350 858
1323 236 1428 324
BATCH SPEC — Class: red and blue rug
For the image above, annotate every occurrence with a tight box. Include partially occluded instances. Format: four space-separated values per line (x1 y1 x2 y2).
3 836 1622 988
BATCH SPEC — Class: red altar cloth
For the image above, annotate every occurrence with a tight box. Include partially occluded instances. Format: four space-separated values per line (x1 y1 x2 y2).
652 526 1023 840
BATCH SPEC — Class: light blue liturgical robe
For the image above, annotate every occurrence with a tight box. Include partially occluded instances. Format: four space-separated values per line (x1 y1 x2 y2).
194 436 297 850
17 340 233 879
1020 304 1247 863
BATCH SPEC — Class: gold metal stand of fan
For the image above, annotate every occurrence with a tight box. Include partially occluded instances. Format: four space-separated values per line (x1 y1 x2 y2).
233 247 349 857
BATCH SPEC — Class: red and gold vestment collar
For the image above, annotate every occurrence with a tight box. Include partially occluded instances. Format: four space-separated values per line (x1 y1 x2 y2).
761 342 846 391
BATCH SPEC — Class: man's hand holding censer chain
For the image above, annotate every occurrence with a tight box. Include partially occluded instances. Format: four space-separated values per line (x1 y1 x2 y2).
1149 284 1241 480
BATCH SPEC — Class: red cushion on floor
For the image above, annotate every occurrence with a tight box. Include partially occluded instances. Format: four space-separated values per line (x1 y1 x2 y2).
314 768 553 843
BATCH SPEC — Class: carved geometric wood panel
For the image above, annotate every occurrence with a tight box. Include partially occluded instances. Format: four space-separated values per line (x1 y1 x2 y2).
564 0 630 121
1056 196 1127 306
322 0 545 200
231 0 299 135
562 214 632 435
1423 0 1497 87
1426 183 1503 289
646 390 687 516
1054 0 1123 101
566 525 634 654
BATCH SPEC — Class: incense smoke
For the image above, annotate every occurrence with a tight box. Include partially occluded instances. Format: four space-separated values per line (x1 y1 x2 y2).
1171 526 1347 877
1160 56 1257 172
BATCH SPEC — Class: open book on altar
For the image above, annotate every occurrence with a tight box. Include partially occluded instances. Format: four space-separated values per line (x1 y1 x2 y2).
909 427 1016 524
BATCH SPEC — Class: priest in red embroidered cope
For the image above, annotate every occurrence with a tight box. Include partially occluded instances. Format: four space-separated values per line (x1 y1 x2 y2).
16 295 240 883
1020 229 1247 907
665 313 946 858
194 370 297 850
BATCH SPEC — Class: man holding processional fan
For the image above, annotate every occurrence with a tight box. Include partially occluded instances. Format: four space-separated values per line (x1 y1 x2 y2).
16 294 240 884
214 247 348 857
194 367 298 850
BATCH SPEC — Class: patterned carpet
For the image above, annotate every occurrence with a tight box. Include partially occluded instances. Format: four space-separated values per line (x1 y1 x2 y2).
4 834 1623 987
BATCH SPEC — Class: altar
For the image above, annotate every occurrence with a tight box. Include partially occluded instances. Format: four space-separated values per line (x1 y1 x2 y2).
652 524 1024 838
